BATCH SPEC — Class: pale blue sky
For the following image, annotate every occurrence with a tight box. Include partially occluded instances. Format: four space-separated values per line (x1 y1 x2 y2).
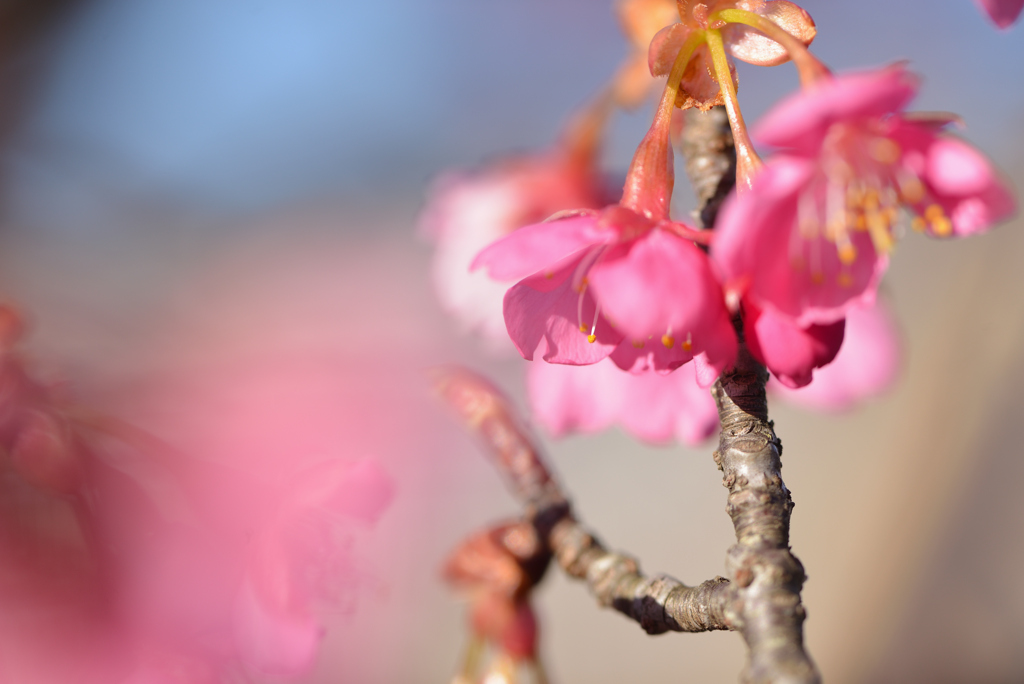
3 0 1022 231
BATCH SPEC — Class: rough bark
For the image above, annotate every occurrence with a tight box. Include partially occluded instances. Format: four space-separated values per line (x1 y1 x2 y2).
683 107 820 684
434 367 731 635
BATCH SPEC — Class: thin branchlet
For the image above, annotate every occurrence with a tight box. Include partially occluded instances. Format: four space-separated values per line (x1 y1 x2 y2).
434 367 731 634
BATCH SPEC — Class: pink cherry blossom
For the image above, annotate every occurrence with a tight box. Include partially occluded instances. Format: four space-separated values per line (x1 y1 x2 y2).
770 299 901 411
420 149 604 348
473 98 737 383
713 65 1016 326
527 359 719 446
974 0 1024 28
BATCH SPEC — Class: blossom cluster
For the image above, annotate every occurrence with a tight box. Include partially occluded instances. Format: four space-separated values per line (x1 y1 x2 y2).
422 0 1017 450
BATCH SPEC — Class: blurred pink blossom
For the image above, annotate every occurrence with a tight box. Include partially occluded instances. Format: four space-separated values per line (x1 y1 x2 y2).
527 359 718 446
769 299 901 411
0 236 464 682
420 146 605 350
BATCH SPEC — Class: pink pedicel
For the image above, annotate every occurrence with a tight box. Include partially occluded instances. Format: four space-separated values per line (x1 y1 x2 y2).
713 64 1016 327
770 299 901 411
527 358 719 446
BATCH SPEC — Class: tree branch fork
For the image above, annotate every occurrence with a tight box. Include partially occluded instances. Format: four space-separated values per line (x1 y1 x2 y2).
434 107 818 684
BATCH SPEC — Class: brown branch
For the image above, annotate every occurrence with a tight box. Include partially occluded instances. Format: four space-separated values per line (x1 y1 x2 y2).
433 366 731 635
683 108 820 684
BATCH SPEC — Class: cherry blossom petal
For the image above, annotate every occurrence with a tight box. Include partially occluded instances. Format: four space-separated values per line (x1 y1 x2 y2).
974 0 1024 27
692 307 740 385
526 360 718 446
503 252 623 365
771 300 901 410
471 216 608 282
608 336 694 373
723 0 816 67
890 122 1017 236
754 65 918 153
744 302 844 388
713 157 886 326
589 229 727 341
526 360 620 437
233 579 323 677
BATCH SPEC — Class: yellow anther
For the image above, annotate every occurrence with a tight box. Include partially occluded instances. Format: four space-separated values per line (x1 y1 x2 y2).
863 190 880 211
580 276 589 286
825 217 846 242
899 176 926 204
868 222 894 253
579 324 588 333
855 213 867 230
682 338 693 352
931 215 953 237
837 271 853 287
661 334 675 349
870 138 901 165
631 339 645 348
544 271 554 279
846 185 863 205
811 271 825 285
838 242 857 265
587 334 597 343
911 216 927 232
924 203 952 237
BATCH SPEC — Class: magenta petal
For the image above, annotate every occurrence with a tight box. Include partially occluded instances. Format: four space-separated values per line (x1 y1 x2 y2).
526 361 619 437
615 362 718 445
713 158 886 326
713 157 814 289
589 229 726 340
233 579 323 677
974 0 1024 27
609 336 694 373
771 299 901 411
526 359 718 446
503 253 623 364
745 302 844 389
924 137 1016 235
692 307 739 386
754 65 919 153
471 216 607 282
293 458 394 525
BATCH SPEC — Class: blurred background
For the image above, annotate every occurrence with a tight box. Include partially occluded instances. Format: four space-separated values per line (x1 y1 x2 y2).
0 0 1022 682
